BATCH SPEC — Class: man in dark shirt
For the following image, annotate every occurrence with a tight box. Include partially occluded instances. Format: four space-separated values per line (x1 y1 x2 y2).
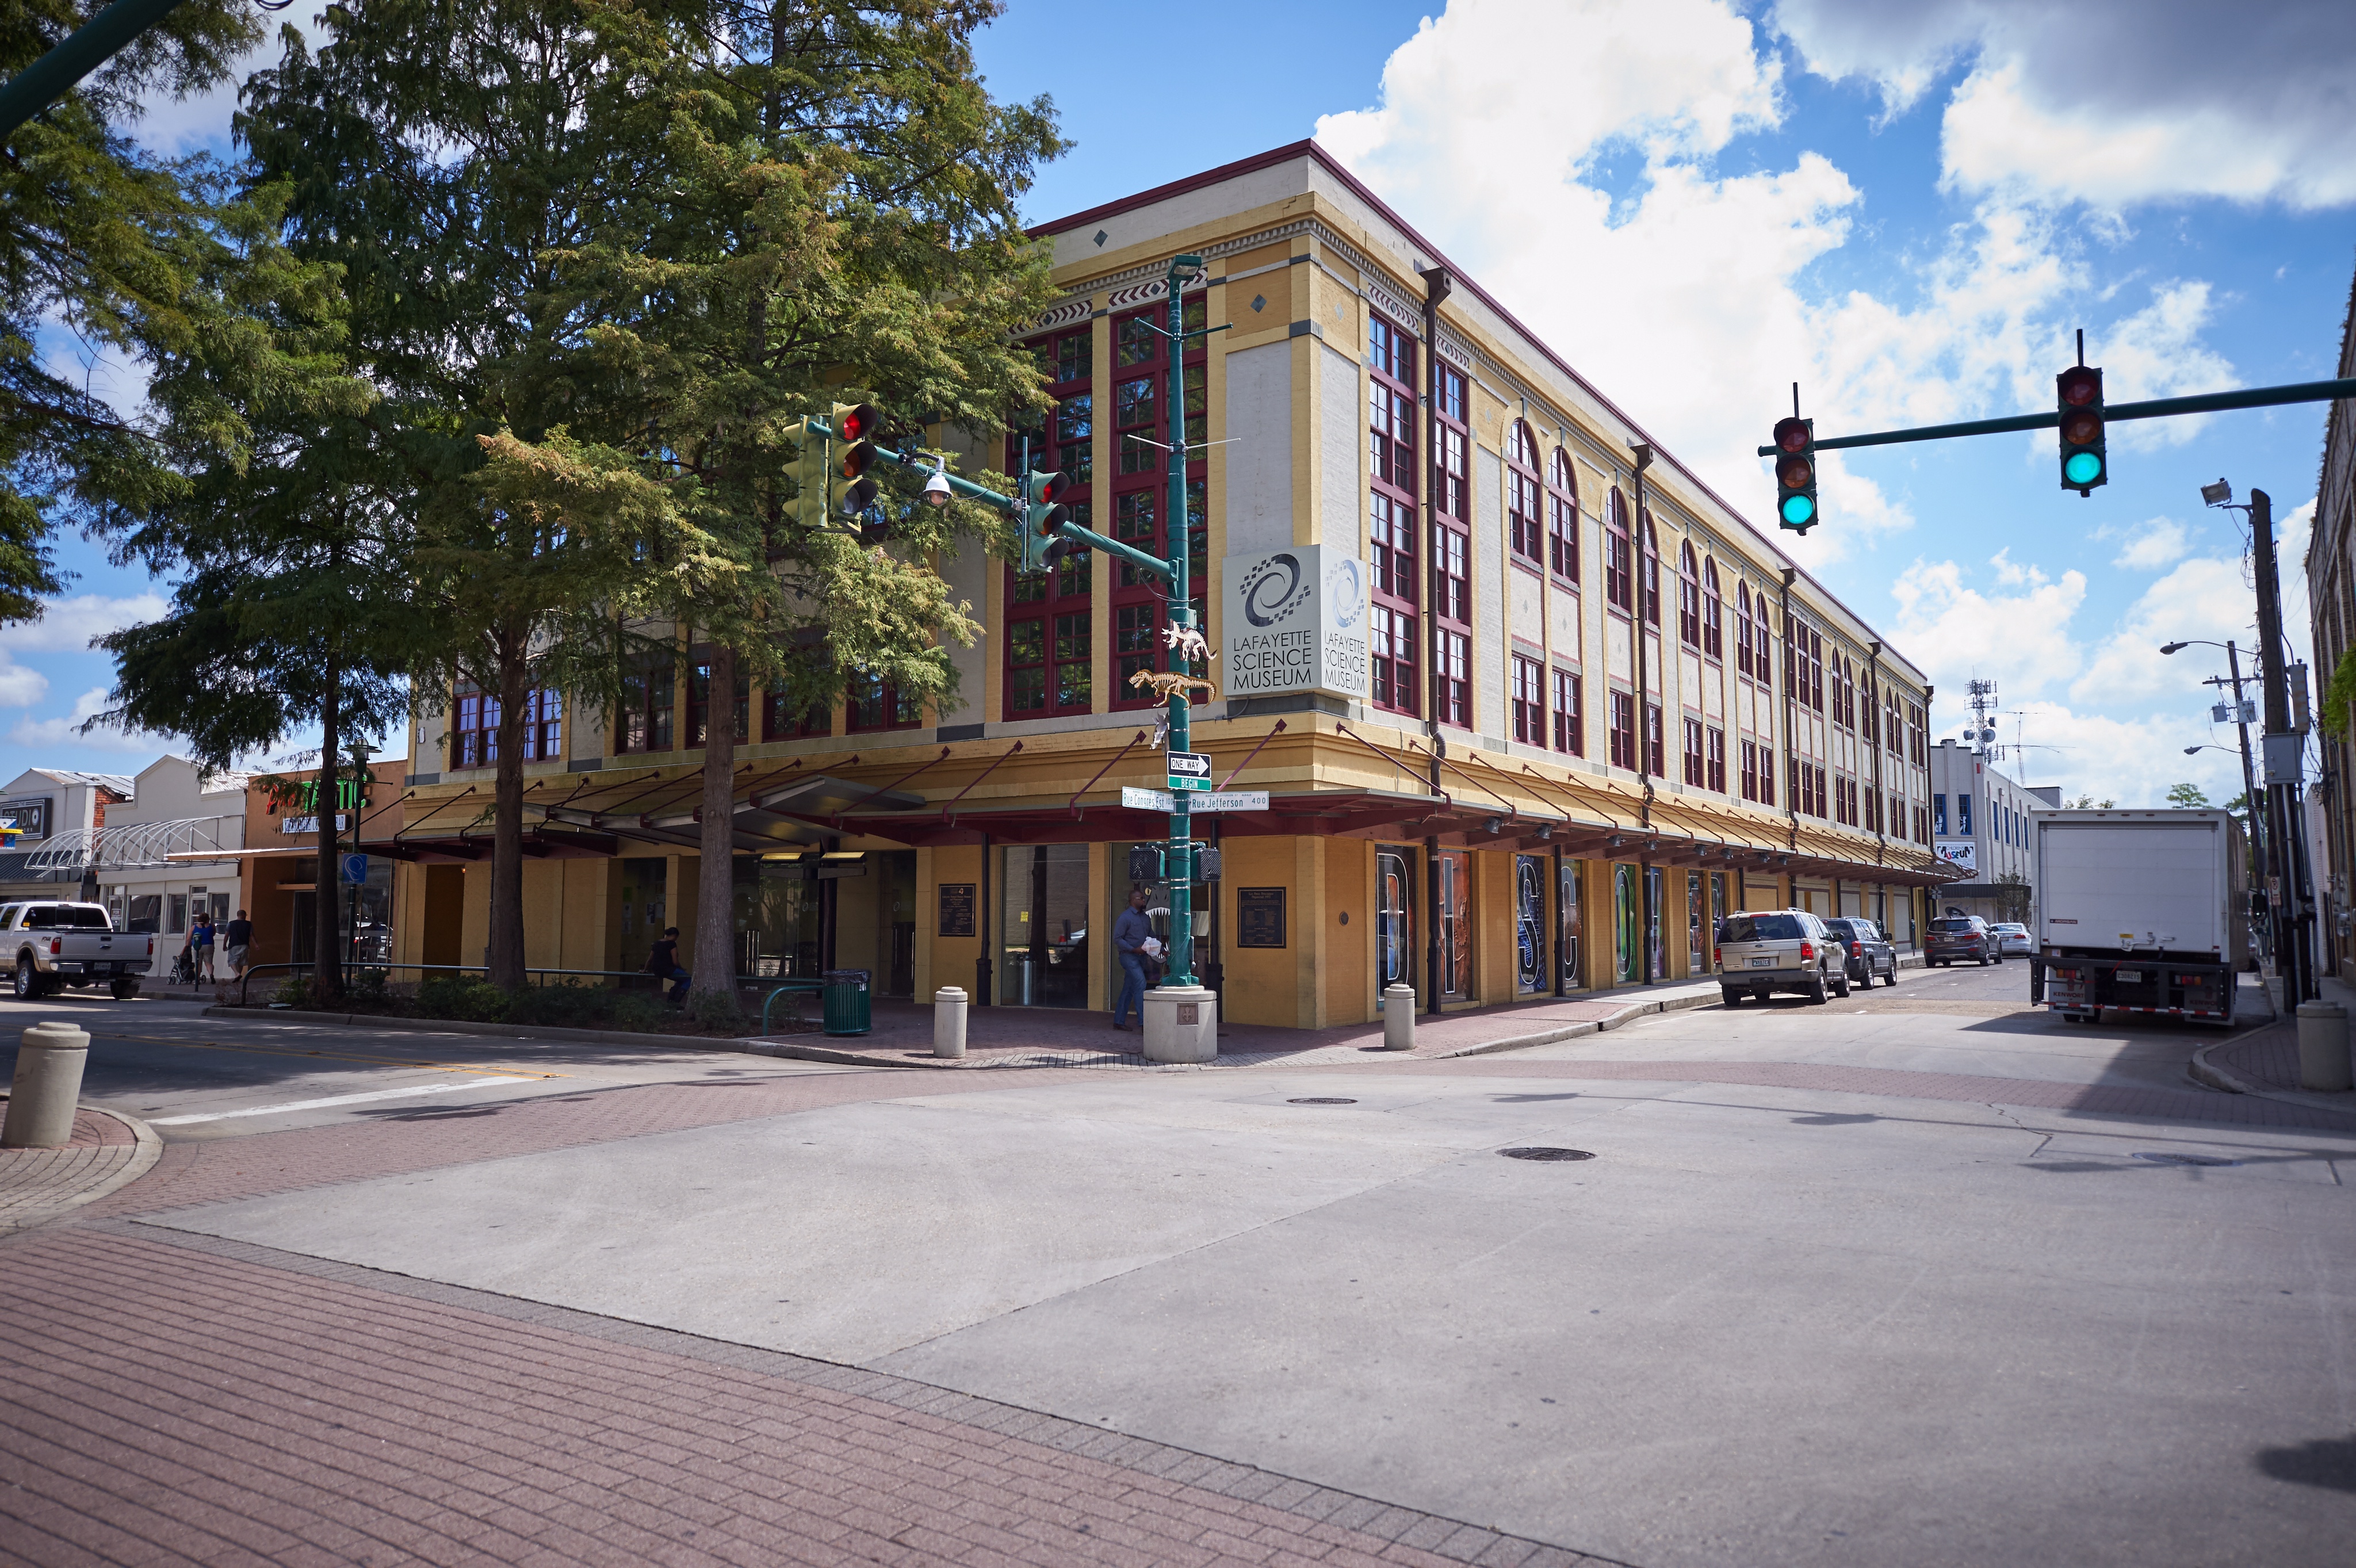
222 910 253 978
1111 888 1153 1032
647 926 689 1002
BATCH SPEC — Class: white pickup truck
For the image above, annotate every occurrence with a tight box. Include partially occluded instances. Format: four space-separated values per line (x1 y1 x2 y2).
4 900 155 999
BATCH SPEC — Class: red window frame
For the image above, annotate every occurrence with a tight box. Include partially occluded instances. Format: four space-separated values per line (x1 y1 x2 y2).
1707 725 1726 793
1512 654 1545 745
1506 421 1543 567
1645 702 1665 777
1608 689 1636 771
1735 582 1755 678
1640 510 1662 627
1741 739 1757 801
1681 714 1705 786
1604 488 1632 614
848 672 923 733
1438 629 1470 729
1552 668 1582 755
1432 364 1466 523
1007 323 1095 721
1677 542 1701 649
1371 603 1418 713
762 689 831 740
1701 558 1723 662
1547 449 1579 584
1369 477 1418 718
1107 296 1207 714
686 658 749 748
455 684 557 767
1370 314 1418 496
615 656 676 755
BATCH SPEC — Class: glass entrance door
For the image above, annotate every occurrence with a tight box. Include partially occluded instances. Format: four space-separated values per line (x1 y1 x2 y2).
1438 850 1472 1000
1376 848 1414 999
1558 859 1582 993
1688 871 1708 974
1514 855 1547 995
1614 864 1639 984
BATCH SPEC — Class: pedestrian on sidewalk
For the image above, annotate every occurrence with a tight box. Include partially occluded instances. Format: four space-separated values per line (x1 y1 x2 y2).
647 927 690 1004
222 909 252 980
1112 888 1153 1032
189 910 216 984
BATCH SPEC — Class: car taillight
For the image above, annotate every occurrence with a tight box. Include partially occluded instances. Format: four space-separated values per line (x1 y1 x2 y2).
1850 942 1862 955
1712 946 1721 967
1799 940 1814 961
48 937 61 955
146 937 154 955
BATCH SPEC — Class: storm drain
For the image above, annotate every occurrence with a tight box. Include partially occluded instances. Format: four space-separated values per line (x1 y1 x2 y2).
1500 1147 1596 1162
1287 1097 1358 1105
2133 1152 2240 1167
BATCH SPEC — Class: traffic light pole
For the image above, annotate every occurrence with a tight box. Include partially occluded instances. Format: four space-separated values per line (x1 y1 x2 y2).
2249 488 2316 1006
1754 376 2356 459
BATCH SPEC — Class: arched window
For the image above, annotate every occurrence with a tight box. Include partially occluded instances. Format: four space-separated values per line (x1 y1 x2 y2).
1677 542 1701 648
1735 582 1754 678
1547 449 1578 582
1640 510 1661 626
1701 558 1723 661
1506 421 1543 565
1604 488 1632 613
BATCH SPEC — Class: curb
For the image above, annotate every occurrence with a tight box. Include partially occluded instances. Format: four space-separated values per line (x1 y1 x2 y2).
1425 988 1720 1060
2189 1030 2356 1112
200 1004 820 1058
0 1103 162 1235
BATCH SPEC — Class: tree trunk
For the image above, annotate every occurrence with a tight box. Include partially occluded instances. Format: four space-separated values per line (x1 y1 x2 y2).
487 630 529 990
312 650 342 997
691 643 739 1015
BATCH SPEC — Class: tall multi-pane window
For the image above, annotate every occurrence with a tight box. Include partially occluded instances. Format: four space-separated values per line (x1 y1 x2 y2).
1608 690 1636 770
1681 715 1705 785
453 682 494 768
1787 619 1826 713
1645 702 1665 777
1372 605 1418 713
1369 315 1417 495
1604 488 1632 613
1106 300 1205 713
1506 422 1543 566
1438 631 1470 728
1640 512 1662 626
1432 364 1466 523
1908 702 1926 764
1701 559 1724 661
1735 583 1755 678
1427 348 1472 732
616 657 675 755
1369 468 1418 716
1706 725 1726 793
762 687 830 741
1512 655 1546 745
1435 525 1468 624
1552 668 1582 755
1547 449 1579 583
1677 542 1701 648
1008 322 1094 721
848 672 922 733
1741 739 1758 801
686 659 749 748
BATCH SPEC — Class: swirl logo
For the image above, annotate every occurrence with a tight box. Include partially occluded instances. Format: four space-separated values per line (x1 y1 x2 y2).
1326 557 1364 630
1239 553 1311 628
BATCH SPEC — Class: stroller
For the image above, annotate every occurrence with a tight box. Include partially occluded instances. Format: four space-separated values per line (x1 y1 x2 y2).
169 946 198 985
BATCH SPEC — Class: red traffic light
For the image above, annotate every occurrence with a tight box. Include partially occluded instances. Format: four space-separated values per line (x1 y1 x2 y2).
838 402 881 442
1773 416 1812 454
2057 368 2099 408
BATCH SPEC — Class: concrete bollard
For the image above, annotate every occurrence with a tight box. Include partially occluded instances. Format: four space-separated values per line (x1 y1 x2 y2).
932 986 969 1059
3 1022 92 1149
1143 986 1218 1064
1382 984 1417 1050
2296 1001 2351 1092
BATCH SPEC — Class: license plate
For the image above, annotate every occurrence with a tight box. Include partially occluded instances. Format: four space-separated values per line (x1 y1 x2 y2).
2116 970 2143 983
1750 956 1775 967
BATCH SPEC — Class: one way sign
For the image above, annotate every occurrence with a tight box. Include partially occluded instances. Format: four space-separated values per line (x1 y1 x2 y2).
1166 751 1212 792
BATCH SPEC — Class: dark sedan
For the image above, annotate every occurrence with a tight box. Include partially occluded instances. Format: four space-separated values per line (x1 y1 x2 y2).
1926 915 1998 966
1823 916 1898 987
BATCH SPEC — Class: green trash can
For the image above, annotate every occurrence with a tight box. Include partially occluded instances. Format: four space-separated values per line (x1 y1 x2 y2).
823 969 872 1036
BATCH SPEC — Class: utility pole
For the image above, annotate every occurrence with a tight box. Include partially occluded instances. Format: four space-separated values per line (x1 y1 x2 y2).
2200 644 2266 908
2250 489 2314 1004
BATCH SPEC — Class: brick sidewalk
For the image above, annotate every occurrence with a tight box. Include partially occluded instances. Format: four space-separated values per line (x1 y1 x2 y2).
0 1225 1624 1568
0 1102 156 1236
763 980 1725 1071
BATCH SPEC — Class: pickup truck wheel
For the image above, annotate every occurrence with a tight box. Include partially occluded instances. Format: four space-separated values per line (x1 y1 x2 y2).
12 956 32 999
109 977 140 999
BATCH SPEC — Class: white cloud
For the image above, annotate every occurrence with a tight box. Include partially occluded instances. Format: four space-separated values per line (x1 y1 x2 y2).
0 659 45 707
0 592 167 714
1773 0 2356 209
1890 554 2086 701
2106 517 2193 570
1994 702 2236 810
7 687 175 754
2069 556 2254 708
1313 0 2243 554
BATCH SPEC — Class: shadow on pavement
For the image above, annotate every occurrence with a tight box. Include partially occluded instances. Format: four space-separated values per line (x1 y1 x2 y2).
2254 1435 2356 1493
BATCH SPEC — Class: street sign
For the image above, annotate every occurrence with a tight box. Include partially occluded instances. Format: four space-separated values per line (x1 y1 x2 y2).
1123 786 1268 813
341 853 369 885
1167 751 1211 792
1123 786 1176 812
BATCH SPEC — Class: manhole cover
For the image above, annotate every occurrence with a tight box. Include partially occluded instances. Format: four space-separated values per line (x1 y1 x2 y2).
2133 1151 2239 1167
1287 1097 1357 1105
1500 1147 1596 1162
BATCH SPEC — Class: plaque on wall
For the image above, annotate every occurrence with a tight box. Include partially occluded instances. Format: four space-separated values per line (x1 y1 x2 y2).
938 883 977 938
1236 888 1287 949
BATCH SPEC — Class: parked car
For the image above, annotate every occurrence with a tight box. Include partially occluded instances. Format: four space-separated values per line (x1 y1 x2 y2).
1823 916 1899 988
1715 909 1848 1005
3 900 154 999
1990 921 2033 958
1926 915 1998 966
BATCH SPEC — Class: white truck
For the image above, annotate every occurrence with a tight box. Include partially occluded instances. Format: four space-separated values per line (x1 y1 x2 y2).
2032 809 2250 1027
4 900 155 999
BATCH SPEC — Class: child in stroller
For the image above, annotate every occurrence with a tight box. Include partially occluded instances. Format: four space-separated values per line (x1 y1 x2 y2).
169 946 198 985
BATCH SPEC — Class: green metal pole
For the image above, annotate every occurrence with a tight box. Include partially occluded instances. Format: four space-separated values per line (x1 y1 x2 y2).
1164 255 1199 987
0 0 190 142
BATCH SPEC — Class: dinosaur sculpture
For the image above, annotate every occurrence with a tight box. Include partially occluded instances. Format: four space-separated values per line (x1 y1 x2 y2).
1160 624 1213 664
1128 669 1217 703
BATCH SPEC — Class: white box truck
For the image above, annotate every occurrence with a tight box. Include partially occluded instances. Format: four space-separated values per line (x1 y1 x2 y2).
2033 809 2250 1026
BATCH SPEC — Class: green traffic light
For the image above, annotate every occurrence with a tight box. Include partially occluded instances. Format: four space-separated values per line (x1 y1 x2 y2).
1781 494 1815 526
2064 452 2103 485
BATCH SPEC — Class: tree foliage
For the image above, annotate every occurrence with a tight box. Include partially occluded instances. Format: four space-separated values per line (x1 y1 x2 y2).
2165 781 2210 809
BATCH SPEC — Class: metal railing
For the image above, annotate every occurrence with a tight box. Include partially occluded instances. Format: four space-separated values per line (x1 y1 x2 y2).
228 961 827 1031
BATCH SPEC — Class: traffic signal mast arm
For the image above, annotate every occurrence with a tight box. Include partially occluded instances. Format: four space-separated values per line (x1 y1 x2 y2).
1755 375 2356 458
804 414 1173 582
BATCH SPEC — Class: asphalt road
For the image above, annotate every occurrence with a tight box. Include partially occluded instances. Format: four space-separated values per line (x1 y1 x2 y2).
7 963 2347 1567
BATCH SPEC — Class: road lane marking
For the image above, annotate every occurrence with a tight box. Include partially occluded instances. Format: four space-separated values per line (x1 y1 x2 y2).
150 1077 538 1125
90 1034 563 1079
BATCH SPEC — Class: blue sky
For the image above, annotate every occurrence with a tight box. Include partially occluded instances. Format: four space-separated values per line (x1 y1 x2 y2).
5 0 2353 811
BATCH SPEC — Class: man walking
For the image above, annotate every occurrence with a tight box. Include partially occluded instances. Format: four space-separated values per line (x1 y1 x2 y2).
647 926 690 1004
223 909 252 980
1112 887 1153 1032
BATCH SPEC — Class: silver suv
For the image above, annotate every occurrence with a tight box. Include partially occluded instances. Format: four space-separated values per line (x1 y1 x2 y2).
1716 909 1847 1006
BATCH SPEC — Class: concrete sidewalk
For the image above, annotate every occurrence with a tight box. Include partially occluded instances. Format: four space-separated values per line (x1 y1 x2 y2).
754 976 1730 1070
0 1099 160 1234
2193 970 2356 1111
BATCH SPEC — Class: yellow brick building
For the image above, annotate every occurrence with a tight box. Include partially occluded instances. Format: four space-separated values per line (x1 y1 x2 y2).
385 143 1953 1028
